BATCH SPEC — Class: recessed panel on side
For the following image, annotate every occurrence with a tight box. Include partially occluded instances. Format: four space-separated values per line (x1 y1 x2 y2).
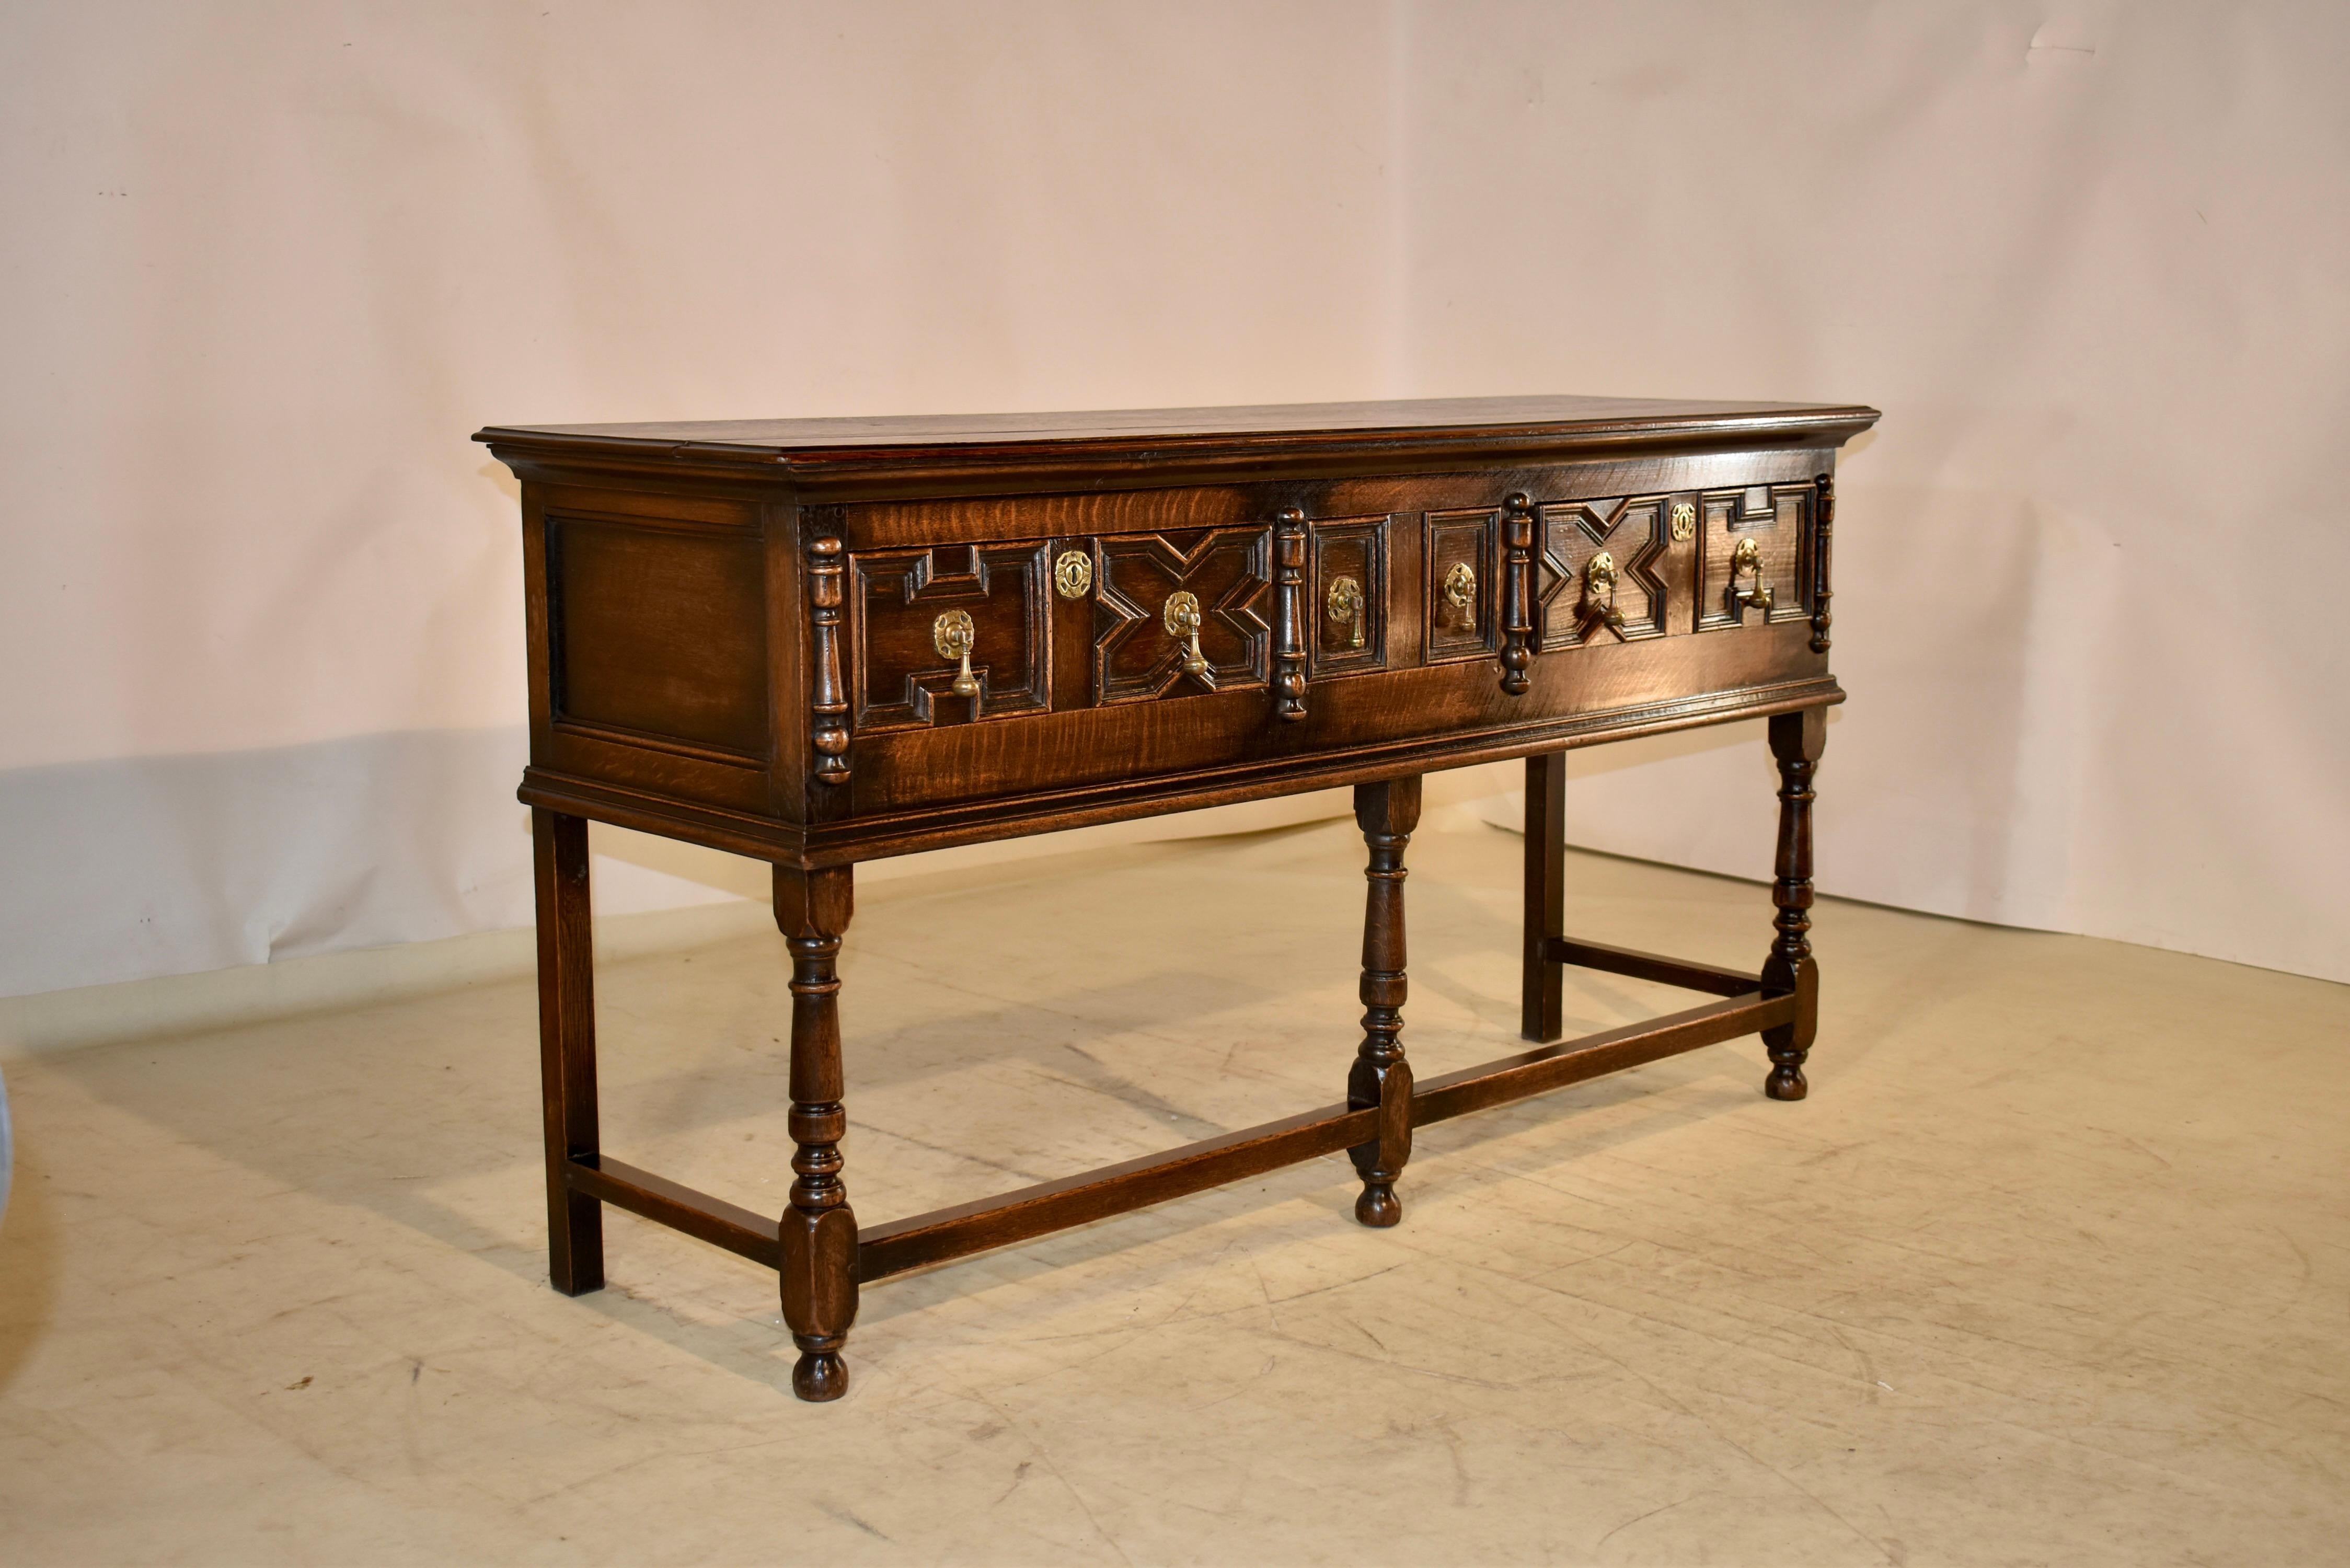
550 513 770 763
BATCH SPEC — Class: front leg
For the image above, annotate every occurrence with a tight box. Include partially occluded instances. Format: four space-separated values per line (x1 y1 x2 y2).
1761 709 1826 1100
774 864 858 1401
1349 777 1422 1226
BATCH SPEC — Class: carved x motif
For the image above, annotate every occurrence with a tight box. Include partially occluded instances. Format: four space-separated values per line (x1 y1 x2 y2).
1536 497 1667 644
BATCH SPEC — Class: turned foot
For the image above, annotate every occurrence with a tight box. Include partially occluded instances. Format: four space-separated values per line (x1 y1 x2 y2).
1765 1061 1808 1101
1355 1182 1401 1228
791 1344 848 1402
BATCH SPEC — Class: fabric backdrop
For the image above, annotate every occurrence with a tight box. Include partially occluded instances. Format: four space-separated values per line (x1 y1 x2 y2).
3 1 2344 999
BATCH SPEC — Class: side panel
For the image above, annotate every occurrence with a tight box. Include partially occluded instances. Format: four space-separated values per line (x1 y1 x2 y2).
528 482 773 817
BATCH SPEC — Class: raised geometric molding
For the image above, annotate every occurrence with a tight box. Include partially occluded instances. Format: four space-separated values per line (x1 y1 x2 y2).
1092 527 1272 703
850 542 1051 731
1310 515 1388 678
1810 471 1835 653
1423 509 1498 665
1534 496 1667 649
1696 484 1811 632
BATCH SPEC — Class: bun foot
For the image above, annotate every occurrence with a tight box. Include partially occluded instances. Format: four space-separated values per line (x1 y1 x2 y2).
791 1350 848 1402
1764 1065 1808 1101
1355 1183 1402 1227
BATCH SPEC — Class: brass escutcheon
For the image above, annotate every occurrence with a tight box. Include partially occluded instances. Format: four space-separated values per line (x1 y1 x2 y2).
1670 502 1696 543
931 608 980 697
1325 574 1366 649
1442 561 1477 629
1163 590 1214 687
1053 550 1092 598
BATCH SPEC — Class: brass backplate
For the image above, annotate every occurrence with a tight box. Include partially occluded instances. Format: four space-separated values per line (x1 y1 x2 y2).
1163 589 1202 637
931 608 975 660
1442 561 1477 628
1325 573 1365 648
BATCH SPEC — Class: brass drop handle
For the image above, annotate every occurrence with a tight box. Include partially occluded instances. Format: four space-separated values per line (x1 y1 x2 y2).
1163 591 1216 689
1326 574 1365 649
1728 536 1774 616
1443 561 1477 629
932 608 980 697
1584 550 1626 632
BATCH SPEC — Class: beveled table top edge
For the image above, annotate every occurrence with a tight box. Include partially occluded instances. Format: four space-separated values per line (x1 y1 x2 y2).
474 394 1883 467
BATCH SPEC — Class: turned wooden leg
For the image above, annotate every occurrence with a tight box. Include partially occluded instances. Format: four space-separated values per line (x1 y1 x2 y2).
1520 752 1566 1043
1761 709 1826 1100
774 864 859 1401
1349 777 1422 1227
532 809 604 1295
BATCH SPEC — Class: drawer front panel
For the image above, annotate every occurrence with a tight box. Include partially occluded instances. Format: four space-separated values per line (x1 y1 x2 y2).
1092 527 1272 703
826 456 1824 807
1536 496 1669 649
1424 509 1499 664
1309 515 1391 678
1698 484 1814 633
850 543 1049 732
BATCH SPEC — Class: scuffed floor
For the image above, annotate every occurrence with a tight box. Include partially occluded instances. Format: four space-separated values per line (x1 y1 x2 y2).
2 816 2345 1564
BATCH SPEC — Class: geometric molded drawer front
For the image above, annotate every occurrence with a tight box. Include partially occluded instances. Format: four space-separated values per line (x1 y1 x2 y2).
1092 527 1272 703
1697 484 1812 632
851 543 1050 731
1423 509 1497 664
550 513 769 761
1535 495 1668 649
1309 515 1388 678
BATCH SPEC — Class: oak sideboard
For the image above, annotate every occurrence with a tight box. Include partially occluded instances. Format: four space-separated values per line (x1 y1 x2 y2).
476 394 1877 1401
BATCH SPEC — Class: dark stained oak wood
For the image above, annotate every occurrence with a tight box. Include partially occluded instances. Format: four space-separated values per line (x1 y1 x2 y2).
805 535 851 787
483 395 1873 1402
858 1102 1380 1283
1762 708 1827 1100
1498 491 1537 696
531 809 602 1295
1412 992 1795 1126
1810 470 1836 654
478 395 1878 502
553 986 1787 1303
1522 753 1566 1042
774 864 857 1400
1546 938 1760 999
1348 778 1421 1227
567 1155 782 1270
1271 508 1311 721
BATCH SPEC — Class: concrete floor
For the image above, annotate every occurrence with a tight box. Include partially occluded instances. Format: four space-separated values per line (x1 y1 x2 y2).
2 815 2345 1565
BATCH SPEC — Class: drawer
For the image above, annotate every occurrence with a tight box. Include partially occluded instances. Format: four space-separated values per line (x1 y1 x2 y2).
1090 526 1273 702
1424 508 1499 664
1696 484 1815 633
834 475 1816 755
1535 495 1670 648
1308 515 1390 678
848 543 1050 733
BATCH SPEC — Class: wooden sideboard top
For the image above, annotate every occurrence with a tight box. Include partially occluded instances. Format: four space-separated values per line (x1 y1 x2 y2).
476 395 1880 493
